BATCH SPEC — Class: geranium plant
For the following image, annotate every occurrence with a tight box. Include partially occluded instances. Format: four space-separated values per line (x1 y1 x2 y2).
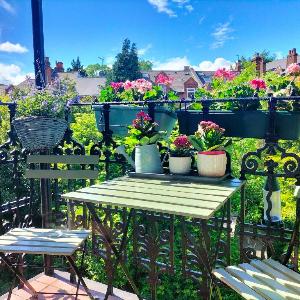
188 121 226 151
99 77 178 102
125 111 166 146
170 135 192 157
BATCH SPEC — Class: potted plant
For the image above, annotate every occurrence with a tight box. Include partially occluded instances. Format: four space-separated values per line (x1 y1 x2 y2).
189 121 227 177
125 111 166 174
177 64 300 140
169 135 192 175
12 80 71 151
93 76 178 136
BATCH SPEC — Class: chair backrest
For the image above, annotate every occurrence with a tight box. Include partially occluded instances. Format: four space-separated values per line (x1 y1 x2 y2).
25 155 99 180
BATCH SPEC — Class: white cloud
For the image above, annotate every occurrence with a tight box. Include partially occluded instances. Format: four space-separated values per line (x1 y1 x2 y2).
185 4 193 12
153 56 190 70
194 57 234 71
0 63 34 85
274 51 284 60
148 0 177 17
0 41 28 53
211 21 234 49
0 0 15 13
138 44 152 56
199 16 205 25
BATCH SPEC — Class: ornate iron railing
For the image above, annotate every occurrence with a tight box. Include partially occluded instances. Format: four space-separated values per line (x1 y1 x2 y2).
0 97 299 299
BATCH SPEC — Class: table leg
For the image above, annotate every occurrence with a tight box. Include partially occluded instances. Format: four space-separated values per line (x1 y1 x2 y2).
86 203 142 300
0 253 38 299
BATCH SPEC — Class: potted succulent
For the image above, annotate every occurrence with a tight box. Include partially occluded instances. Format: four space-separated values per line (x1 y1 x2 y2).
189 121 227 177
125 111 166 174
94 75 178 136
12 85 69 152
169 135 192 175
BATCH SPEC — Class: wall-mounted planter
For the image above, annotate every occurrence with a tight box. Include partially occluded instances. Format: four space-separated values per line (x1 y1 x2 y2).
93 105 177 137
177 110 300 140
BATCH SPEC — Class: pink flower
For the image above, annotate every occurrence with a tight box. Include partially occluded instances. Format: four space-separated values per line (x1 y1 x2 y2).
136 111 152 121
110 82 123 91
249 78 267 90
155 73 173 86
286 63 300 76
123 80 134 90
173 135 191 149
214 68 236 81
199 121 225 133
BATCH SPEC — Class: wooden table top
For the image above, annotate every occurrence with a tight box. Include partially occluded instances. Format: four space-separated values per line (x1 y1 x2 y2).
62 176 244 219
0 228 90 256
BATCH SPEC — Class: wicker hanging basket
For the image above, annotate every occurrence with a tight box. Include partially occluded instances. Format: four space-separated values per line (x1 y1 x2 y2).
13 116 68 151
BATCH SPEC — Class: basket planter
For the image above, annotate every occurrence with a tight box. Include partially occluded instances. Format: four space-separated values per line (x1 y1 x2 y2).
135 144 163 174
169 156 191 175
177 110 300 140
197 151 227 177
13 116 67 151
93 105 177 136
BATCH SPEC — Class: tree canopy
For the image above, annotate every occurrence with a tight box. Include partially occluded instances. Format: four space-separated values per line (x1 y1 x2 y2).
85 63 111 77
111 39 141 82
139 60 153 71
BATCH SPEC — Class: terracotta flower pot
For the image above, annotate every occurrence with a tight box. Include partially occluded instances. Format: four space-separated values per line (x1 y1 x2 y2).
197 151 227 177
169 156 191 175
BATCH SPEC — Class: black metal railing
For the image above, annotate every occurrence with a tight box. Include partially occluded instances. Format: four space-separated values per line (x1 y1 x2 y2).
0 96 299 299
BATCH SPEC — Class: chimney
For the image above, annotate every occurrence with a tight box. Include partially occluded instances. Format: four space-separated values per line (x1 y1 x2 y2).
286 48 298 67
55 61 64 73
44 57 52 84
235 59 242 73
252 53 266 75
184 66 190 72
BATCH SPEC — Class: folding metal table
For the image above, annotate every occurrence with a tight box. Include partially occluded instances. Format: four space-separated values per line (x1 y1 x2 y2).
62 175 245 300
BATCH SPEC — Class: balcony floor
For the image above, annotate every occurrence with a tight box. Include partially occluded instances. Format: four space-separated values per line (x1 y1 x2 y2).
0 270 139 300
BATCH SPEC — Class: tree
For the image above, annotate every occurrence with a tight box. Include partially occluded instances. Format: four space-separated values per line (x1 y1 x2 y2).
139 60 153 71
68 56 84 71
260 50 276 63
111 39 141 82
85 63 111 77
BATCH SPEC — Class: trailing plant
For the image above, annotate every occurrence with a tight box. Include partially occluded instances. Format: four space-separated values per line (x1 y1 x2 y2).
13 77 78 119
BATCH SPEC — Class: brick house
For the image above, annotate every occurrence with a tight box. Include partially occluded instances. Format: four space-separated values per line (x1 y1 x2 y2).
142 66 214 99
266 48 300 72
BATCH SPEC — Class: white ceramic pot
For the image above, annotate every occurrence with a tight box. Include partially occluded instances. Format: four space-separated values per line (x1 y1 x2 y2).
169 156 191 175
135 144 163 174
197 151 227 177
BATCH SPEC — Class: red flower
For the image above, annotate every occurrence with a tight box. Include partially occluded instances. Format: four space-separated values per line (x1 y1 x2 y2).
173 135 191 149
249 78 266 90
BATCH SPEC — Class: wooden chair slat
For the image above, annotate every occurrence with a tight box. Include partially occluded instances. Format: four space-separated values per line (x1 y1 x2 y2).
25 169 98 180
226 265 285 300
264 259 300 284
27 155 99 165
239 263 300 299
213 268 265 300
250 260 300 294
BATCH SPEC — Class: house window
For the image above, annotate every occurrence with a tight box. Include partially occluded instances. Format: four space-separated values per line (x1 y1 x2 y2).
158 84 167 94
186 88 196 99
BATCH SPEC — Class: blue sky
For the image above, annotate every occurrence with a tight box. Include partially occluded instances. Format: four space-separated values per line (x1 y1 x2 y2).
0 0 300 84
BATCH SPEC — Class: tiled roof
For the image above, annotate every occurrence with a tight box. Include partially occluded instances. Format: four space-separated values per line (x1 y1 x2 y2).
0 84 8 95
142 68 209 92
266 57 300 71
58 73 106 96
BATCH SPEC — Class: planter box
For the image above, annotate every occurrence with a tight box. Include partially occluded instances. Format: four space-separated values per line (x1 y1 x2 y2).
93 105 177 136
177 110 300 140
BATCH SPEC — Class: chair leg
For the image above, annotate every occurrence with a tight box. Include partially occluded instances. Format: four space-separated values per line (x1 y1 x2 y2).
65 255 95 300
0 253 38 299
